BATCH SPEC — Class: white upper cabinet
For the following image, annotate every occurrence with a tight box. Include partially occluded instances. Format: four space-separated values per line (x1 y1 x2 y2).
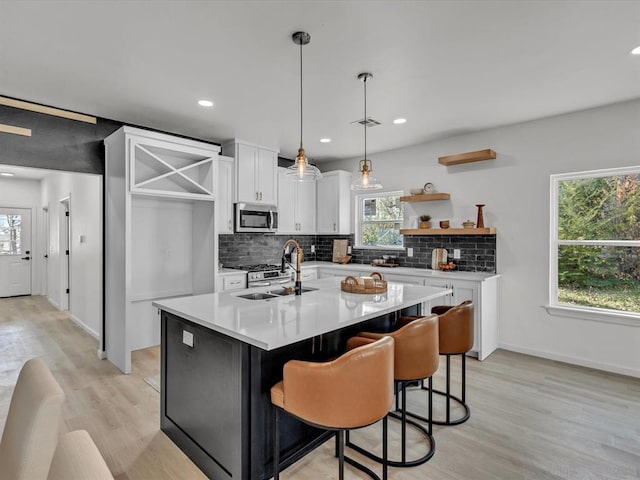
128 129 220 200
277 168 316 234
316 170 352 234
217 155 234 234
223 140 278 205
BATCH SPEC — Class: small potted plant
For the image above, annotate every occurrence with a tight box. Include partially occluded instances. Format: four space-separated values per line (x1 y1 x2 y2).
419 214 431 229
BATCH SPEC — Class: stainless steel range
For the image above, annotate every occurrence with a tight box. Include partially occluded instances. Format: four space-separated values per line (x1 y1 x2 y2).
233 264 293 288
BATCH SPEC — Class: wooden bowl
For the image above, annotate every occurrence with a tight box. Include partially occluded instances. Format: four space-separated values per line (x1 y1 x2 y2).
336 255 352 264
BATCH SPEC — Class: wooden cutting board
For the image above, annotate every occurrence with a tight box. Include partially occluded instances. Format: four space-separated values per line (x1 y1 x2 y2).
332 239 349 262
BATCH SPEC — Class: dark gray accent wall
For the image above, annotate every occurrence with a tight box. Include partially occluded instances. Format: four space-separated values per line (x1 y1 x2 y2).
220 233 496 273
0 105 122 174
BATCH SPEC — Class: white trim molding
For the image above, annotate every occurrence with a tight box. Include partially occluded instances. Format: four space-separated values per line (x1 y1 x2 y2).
545 304 640 327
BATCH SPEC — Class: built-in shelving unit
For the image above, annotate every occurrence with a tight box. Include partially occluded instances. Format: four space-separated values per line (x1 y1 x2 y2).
400 227 496 235
400 192 450 202
438 149 496 166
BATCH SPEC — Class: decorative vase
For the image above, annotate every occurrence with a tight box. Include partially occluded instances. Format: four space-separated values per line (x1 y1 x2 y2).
419 221 431 229
475 204 485 228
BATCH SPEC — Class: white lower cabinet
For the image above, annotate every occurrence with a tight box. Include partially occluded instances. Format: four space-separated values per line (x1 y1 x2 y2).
300 267 318 282
222 273 247 291
423 276 499 361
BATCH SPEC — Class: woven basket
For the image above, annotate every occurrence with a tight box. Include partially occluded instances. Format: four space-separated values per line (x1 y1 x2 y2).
340 272 387 294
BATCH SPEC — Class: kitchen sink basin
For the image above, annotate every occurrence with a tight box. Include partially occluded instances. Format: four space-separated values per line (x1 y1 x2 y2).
268 287 318 296
236 292 279 301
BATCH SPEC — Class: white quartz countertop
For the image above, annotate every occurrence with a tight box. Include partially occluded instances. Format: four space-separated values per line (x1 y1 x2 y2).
300 261 500 282
153 277 451 351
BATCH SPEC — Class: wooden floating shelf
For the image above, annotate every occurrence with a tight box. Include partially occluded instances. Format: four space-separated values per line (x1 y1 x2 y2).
400 227 496 235
400 193 450 202
0 96 97 124
438 149 496 166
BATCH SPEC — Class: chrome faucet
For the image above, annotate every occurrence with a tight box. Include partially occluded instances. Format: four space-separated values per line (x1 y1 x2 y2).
281 239 303 295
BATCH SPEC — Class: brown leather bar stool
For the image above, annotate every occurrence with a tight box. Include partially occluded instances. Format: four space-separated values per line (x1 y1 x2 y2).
425 300 474 425
345 315 439 468
271 336 394 480
397 301 473 425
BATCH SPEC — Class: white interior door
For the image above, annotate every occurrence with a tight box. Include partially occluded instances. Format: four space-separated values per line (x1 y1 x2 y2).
0 207 32 297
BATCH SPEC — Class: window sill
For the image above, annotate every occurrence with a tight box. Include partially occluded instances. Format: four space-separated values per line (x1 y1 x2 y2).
545 304 640 327
353 245 405 251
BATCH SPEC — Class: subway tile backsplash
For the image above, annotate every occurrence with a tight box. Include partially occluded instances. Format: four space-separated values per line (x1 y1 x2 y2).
219 233 496 273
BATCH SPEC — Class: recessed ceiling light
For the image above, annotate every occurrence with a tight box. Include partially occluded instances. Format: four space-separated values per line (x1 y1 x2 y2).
0 172 15 177
631 46 640 55
393 118 407 125
320 138 331 143
198 100 214 107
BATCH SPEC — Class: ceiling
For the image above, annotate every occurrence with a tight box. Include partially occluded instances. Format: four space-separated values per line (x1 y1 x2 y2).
1 1 639 163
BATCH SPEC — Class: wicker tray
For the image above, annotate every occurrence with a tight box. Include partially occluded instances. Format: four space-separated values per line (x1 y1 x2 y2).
340 272 387 294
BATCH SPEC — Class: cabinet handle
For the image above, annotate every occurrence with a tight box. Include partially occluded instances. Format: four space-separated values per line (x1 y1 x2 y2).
260 192 263 200
256 192 259 200
228 220 232 230
333 222 336 231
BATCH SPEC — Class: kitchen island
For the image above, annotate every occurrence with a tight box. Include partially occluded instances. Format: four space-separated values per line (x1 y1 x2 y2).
153 277 451 479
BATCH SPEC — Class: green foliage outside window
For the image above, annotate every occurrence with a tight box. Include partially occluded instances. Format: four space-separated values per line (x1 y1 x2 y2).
359 195 403 247
557 173 640 312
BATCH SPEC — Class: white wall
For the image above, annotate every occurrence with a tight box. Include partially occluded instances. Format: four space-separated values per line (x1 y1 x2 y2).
40 172 103 339
323 99 640 377
0 178 41 294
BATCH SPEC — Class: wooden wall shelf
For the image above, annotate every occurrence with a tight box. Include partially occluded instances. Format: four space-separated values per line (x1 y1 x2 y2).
400 193 450 202
400 227 496 235
438 149 496 166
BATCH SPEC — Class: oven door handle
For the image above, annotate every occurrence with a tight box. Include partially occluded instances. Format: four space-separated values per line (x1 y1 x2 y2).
277 279 290 284
251 281 271 287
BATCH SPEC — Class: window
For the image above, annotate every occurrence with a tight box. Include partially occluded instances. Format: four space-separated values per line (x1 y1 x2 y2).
0 214 22 255
355 191 403 248
550 167 640 316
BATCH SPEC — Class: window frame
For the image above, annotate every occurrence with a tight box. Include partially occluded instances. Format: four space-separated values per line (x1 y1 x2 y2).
548 165 640 325
354 190 404 250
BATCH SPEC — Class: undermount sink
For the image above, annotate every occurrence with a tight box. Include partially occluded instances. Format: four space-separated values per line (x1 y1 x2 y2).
268 287 318 296
236 292 279 301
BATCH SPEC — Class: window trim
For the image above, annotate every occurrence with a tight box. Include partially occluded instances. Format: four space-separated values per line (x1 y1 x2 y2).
355 190 404 250
549 165 640 322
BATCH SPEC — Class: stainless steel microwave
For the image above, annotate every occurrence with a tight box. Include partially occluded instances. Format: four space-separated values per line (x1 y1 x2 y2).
235 203 278 233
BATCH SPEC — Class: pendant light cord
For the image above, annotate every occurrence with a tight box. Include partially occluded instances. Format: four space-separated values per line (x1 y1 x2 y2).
364 75 367 163
299 40 303 149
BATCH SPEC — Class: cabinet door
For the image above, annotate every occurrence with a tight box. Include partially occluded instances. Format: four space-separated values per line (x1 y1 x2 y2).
236 143 258 203
423 278 454 307
277 169 296 234
316 175 338 233
217 157 234 234
257 148 277 205
297 179 316 234
450 279 479 355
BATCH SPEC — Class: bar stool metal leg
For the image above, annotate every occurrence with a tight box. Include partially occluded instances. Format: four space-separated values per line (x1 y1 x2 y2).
274 407 280 480
418 353 470 425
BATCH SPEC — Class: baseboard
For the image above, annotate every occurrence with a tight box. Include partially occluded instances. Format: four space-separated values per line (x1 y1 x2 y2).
46 296 60 309
499 343 640 379
69 313 99 339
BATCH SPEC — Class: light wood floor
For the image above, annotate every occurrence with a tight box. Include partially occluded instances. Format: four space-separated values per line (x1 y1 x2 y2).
1 296 639 479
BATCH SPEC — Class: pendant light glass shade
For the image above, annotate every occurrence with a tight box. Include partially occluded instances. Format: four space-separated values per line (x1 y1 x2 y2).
286 31 322 182
351 72 382 190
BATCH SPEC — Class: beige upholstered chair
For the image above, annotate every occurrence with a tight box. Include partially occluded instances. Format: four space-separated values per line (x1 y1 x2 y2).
0 358 65 480
47 430 113 480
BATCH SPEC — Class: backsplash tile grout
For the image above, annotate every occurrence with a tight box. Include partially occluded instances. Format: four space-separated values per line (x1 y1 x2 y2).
219 234 496 273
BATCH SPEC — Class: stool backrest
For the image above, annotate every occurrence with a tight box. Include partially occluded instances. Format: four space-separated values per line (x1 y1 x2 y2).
282 336 394 429
389 314 439 381
438 300 474 354
0 358 65 480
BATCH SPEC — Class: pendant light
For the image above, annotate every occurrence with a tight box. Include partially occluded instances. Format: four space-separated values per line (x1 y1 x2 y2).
351 72 382 190
285 31 322 182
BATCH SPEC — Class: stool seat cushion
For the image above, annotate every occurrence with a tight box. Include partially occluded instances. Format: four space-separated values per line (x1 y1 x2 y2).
271 336 394 430
47 430 113 480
